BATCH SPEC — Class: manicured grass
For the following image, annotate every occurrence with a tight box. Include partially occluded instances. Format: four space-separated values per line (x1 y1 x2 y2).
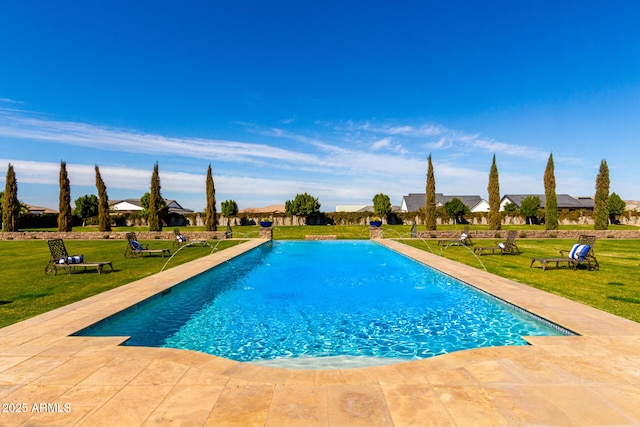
398 237 640 323
0 239 245 328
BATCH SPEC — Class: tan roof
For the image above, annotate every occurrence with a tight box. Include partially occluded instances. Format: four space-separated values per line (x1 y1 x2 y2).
626 200 640 211
26 204 58 214
238 204 286 214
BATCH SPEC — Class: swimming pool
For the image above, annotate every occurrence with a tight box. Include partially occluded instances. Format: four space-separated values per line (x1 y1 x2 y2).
74 240 567 366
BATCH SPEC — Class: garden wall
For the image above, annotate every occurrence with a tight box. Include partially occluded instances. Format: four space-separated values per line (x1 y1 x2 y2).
2 228 638 241
0 231 229 241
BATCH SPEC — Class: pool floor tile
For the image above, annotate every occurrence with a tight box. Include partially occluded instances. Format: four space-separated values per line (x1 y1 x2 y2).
2 239 640 426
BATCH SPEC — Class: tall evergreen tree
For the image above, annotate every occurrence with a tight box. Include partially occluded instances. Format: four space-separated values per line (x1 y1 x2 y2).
425 154 437 230
594 159 610 230
58 161 73 232
204 164 217 231
3 164 20 232
148 162 162 231
487 154 501 230
544 153 559 230
95 165 111 232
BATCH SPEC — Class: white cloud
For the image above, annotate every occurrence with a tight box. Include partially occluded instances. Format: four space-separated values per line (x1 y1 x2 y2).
370 137 392 151
0 98 24 104
0 109 323 169
1 108 616 210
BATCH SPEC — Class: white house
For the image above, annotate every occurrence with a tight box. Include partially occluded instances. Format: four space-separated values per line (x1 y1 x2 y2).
400 193 489 213
109 199 194 215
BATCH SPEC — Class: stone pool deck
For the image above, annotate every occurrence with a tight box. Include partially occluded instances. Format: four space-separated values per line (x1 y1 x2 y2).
1 238 639 426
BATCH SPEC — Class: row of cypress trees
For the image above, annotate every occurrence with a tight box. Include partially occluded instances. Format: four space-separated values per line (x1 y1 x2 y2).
424 154 612 231
2 162 219 233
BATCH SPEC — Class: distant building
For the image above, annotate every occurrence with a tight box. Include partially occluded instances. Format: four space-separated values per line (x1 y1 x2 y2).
238 205 286 214
500 194 594 211
335 205 375 213
109 198 194 214
336 205 368 212
400 193 489 213
25 205 58 215
109 199 144 212
625 200 640 211
109 198 194 226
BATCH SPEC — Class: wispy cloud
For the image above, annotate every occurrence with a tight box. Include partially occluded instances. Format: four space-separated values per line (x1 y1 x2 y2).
2 107 590 210
0 109 322 169
345 121 444 137
0 98 24 104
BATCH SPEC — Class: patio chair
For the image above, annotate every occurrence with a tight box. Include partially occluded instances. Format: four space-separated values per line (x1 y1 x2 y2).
473 230 520 255
438 226 472 247
530 235 599 271
45 239 113 275
125 232 171 258
173 228 207 247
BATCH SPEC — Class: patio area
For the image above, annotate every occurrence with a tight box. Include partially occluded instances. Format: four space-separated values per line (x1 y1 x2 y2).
1 238 639 426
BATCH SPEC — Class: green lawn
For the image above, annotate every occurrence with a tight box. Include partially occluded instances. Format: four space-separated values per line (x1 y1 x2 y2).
0 239 245 328
2 226 639 329
398 237 640 323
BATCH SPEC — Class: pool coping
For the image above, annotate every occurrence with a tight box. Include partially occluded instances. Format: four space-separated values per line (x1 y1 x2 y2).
1 238 640 425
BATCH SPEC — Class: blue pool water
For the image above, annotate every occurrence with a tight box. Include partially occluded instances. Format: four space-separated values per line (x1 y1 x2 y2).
74 241 566 364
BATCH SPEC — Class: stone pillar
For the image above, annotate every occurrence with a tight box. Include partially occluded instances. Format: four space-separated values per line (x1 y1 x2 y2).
369 226 383 239
259 227 273 240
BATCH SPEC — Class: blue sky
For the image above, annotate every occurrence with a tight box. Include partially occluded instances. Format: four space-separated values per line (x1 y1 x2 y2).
1 1 639 212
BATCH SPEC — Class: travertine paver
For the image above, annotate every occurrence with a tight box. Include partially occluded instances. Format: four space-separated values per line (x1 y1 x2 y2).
1 238 640 426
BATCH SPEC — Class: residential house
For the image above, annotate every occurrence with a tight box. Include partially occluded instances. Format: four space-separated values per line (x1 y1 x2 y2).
238 205 286 214
25 205 58 215
400 193 489 213
109 198 194 226
500 194 594 211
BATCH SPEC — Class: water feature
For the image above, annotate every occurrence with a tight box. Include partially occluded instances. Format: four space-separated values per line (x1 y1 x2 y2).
160 240 225 272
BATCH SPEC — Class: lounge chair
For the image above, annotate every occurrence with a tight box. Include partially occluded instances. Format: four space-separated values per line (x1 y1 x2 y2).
438 226 472 247
173 228 207 247
530 235 599 271
125 232 171 258
45 239 113 275
473 230 520 255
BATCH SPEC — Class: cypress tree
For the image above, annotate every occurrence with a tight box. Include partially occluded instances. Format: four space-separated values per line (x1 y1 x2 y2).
3 163 20 232
544 153 559 230
594 159 610 230
487 154 501 230
58 161 73 232
148 162 162 231
95 165 111 232
204 164 217 231
425 154 437 230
